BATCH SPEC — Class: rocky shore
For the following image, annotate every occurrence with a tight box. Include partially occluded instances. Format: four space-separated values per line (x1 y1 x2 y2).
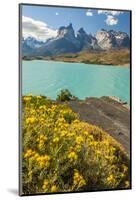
67 96 130 154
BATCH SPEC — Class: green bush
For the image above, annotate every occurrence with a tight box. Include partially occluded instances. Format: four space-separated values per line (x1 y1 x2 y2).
56 89 77 101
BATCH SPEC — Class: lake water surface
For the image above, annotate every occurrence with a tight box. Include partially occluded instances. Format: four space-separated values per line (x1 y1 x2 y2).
22 60 130 103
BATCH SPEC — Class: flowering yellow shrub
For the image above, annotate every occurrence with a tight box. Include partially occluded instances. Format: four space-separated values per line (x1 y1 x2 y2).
22 95 130 194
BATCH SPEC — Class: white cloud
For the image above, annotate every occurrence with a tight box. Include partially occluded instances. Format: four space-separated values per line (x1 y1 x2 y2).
97 10 122 26
55 12 59 16
86 9 93 16
105 15 118 25
22 16 58 41
98 10 124 16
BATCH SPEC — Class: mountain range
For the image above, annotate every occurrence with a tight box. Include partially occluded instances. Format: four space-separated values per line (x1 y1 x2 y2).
22 23 130 57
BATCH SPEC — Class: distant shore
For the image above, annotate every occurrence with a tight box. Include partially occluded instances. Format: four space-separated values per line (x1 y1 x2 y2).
22 49 130 67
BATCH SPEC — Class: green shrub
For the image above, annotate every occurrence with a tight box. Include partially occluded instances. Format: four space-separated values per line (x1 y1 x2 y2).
56 89 77 101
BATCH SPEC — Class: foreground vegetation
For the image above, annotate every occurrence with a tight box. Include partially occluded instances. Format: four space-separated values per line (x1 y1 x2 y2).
23 49 130 66
22 95 130 194
56 89 78 101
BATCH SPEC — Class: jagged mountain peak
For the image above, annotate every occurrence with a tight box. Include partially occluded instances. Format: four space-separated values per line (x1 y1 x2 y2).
57 23 75 39
78 27 86 33
58 23 74 32
67 23 73 29
100 28 107 32
95 29 130 50
58 23 72 32
77 28 89 38
77 28 99 50
22 36 45 52
22 24 130 56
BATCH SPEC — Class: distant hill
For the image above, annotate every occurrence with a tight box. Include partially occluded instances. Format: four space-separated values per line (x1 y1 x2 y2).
49 49 130 66
22 23 130 57
23 48 130 66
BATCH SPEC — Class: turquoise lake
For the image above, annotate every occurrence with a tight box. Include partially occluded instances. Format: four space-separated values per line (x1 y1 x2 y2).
22 60 130 103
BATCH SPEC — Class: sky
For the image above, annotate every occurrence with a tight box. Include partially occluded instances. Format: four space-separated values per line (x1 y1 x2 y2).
22 4 130 41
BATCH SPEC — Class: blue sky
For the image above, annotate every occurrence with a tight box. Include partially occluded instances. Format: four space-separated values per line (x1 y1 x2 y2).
22 5 130 41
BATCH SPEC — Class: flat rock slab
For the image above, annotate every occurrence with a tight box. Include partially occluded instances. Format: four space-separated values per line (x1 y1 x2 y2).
68 97 130 154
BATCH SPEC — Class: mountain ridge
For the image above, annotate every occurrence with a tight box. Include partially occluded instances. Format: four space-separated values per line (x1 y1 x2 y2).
22 23 130 56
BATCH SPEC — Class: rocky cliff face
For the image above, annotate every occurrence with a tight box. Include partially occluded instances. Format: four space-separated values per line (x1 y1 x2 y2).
95 29 130 50
23 37 45 49
22 37 46 56
34 23 80 56
77 28 100 50
56 23 80 49
22 24 130 56
109 30 130 48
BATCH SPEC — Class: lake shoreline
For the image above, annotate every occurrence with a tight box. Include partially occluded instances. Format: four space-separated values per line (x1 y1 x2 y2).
22 57 129 67
22 60 130 104
22 48 130 67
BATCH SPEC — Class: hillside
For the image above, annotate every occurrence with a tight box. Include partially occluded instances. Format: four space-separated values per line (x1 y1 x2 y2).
50 49 130 66
23 48 130 66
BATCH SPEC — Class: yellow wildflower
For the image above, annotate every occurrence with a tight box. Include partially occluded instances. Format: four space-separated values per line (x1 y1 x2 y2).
52 105 57 110
24 149 35 158
83 131 89 136
53 137 59 143
61 130 67 137
23 96 31 101
38 141 44 149
40 134 47 141
64 123 68 128
54 127 58 132
44 180 49 186
73 170 86 188
36 96 42 99
36 155 50 168
73 119 80 123
75 145 81 152
96 150 101 155
76 136 84 145
88 135 94 140
26 117 37 124
107 174 114 182
39 105 46 110
42 180 49 190
67 132 75 137
33 153 39 159
125 181 130 188
122 164 128 173
68 151 78 161
28 170 32 178
51 185 57 192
